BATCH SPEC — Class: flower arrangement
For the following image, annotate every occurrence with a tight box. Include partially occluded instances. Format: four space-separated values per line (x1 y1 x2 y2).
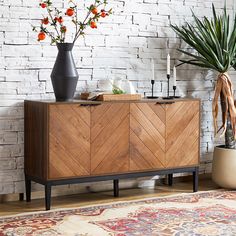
33 0 112 44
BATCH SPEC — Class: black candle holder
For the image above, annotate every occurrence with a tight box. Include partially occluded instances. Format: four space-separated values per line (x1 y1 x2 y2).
162 74 172 99
173 85 176 97
170 85 181 98
146 80 158 99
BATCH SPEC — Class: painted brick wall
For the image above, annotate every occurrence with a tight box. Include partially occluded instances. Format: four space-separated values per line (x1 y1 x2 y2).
0 0 234 195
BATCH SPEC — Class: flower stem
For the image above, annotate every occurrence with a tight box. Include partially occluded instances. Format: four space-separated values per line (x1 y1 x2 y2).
47 7 61 42
73 0 104 44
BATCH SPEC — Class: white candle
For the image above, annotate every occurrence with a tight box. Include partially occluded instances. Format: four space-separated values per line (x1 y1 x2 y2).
167 54 170 75
152 59 155 81
173 66 176 86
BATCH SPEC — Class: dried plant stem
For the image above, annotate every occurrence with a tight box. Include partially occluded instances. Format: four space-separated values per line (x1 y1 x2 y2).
47 8 61 41
73 1 104 44
212 73 236 148
72 8 91 44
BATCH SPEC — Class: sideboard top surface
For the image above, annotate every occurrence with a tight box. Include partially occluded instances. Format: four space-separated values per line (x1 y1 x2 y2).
24 97 200 105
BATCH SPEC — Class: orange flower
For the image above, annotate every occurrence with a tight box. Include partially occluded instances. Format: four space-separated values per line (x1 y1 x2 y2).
91 7 98 15
66 8 74 16
90 21 97 29
60 26 67 33
58 17 63 24
40 2 47 8
34 1 111 44
42 17 49 25
38 32 46 41
101 12 106 18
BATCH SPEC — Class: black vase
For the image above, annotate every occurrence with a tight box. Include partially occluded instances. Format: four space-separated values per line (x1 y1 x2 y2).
51 43 78 101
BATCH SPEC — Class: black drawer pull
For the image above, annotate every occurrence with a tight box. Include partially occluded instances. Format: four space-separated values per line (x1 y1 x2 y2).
156 101 175 105
80 104 101 107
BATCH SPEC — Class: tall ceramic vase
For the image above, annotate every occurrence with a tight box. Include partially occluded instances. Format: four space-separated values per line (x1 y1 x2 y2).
51 43 78 101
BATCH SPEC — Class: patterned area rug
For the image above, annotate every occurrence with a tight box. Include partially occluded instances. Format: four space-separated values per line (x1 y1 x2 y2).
1 190 236 236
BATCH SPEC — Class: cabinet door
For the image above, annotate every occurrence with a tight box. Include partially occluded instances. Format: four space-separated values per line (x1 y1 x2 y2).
49 104 90 179
91 103 129 175
165 101 200 168
130 103 166 171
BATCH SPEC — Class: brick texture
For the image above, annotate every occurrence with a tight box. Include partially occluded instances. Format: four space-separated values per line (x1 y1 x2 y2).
0 0 234 194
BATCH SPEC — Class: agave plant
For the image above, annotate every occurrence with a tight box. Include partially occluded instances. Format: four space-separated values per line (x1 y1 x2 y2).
171 4 236 149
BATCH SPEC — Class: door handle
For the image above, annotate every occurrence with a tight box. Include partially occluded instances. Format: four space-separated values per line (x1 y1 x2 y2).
155 101 175 105
80 103 101 107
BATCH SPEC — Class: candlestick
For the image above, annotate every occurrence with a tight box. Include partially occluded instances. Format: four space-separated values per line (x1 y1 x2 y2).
152 59 155 81
167 54 170 75
172 85 181 98
162 74 171 99
167 74 170 97
151 79 154 97
146 80 158 99
173 66 176 87
173 85 176 97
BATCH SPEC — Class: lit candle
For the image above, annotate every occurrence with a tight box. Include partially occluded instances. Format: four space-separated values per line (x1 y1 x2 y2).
173 66 176 86
152 59 155 81
167 54 170 75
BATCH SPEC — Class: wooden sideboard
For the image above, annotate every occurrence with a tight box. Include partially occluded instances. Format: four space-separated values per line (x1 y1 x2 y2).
24 98 200 210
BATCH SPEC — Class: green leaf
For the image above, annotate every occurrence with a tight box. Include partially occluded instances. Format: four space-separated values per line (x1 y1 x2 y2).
179 59 213 68
171 3 236 73
177 49 218 70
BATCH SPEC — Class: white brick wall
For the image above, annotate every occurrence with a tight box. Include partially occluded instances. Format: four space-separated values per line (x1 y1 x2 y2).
0 0 234 195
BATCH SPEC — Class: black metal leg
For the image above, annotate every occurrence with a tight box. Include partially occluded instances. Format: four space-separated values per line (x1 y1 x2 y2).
168 174 173 186
45 184 52 211
113 179 119 197
19 193 24 201
25 175 31 202
193 168 199 192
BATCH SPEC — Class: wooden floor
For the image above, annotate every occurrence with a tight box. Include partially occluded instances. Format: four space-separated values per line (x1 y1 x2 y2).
0 178 218 217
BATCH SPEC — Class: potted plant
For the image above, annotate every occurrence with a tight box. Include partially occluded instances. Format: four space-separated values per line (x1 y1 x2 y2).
171 4 236 188
33 0 111 101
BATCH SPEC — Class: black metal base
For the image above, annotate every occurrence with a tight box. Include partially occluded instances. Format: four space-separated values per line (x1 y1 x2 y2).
193 168 199 192
25 177 31 202
168 174 173 186
19 193 24 201
25 166 199 210
45 184 52 211
113 179 119 197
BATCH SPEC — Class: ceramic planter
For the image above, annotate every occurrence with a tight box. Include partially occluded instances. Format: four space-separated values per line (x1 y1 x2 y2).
212 145 236 189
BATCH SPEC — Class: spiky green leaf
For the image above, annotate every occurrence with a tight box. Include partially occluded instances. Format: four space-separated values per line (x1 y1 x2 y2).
171 4 236 73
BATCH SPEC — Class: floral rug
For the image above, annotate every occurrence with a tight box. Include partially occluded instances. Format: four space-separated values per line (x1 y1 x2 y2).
1 190 236 236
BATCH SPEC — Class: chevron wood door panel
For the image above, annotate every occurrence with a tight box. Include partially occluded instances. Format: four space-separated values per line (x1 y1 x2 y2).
165 101 200 168
130 103 166 171
49 104 90 179
91 103 129 175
